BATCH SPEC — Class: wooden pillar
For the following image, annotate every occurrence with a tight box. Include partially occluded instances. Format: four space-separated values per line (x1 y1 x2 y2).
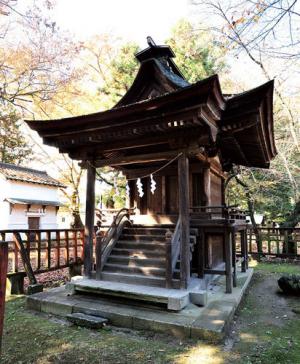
232 230 237 287
198 230 205 279
84 163 96 278
241 229 247 272
0 242 8 353
224 228 233 293
178 153 190 289
203 168 211 205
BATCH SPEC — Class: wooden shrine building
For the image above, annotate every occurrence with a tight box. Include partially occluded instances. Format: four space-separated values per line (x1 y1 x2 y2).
26 39 276 302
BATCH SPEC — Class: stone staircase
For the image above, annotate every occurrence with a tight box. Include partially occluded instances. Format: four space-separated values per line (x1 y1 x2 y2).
101 224 197 288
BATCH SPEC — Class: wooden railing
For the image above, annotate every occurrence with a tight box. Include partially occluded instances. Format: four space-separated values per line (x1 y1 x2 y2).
247 227 300 257
95 208 133 278
1 229 84 275
190 205 246 221
165 217 181 288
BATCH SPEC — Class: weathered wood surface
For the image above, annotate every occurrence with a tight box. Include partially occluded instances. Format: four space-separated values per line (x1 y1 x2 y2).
165 230 172 289
98 208 132 272
2 229 84 279
13 232 37 285
0 242 8 353
84 163 96 278
178 153 190 289
224 230 233 294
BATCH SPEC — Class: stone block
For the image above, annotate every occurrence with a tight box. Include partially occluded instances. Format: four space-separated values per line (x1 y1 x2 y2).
73 304 134 328
27 283 43 295
167 294 189 311
26 296 41 312
132 316 190 339
189 290 207 306
66 312 108 329
41 299 73 316
65 282 76 295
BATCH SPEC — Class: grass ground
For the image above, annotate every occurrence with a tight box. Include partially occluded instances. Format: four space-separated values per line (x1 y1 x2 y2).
1 261 300 364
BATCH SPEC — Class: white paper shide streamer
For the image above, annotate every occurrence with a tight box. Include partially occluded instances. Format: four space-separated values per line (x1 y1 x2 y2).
150 174 156 194
136 178 144 197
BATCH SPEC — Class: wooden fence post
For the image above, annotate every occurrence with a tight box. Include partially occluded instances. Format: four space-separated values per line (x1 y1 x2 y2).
0 242 8 354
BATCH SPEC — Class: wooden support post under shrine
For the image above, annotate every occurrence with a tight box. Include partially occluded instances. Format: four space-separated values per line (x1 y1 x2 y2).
178 153 190 289
84 163 96 278
225 229 233 293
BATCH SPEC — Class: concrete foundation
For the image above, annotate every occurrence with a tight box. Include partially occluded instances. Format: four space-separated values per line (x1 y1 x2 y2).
26 268 253 342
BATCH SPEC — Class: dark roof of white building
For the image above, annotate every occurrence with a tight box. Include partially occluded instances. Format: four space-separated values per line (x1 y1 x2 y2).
0 162 65 188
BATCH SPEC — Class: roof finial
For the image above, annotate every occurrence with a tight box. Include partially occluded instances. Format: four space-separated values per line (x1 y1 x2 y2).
147 36 156 47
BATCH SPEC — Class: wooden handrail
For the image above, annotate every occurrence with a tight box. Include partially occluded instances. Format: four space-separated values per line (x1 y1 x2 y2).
171 217 181 270
96 208 133 275
165 216 181 288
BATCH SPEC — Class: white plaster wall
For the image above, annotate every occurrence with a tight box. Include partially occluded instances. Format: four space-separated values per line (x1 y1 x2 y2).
40 206 58 229
0 177 60 230
8 180 59 201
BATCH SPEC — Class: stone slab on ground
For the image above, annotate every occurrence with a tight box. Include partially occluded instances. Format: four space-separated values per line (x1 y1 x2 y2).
26 268 253 342
66 312 108 329
68 276 192 311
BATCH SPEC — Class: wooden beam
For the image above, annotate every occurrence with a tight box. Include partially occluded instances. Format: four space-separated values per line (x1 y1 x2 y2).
66 128 210 160
84 163 96 278
178 153 190 289
81 151 179 168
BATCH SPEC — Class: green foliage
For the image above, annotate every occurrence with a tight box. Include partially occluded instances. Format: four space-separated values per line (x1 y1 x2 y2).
226 167 298 223
0 108 32 164
166 19 226 83
98 42 140 107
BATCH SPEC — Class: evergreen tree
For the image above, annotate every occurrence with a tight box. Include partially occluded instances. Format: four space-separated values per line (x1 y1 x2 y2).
0 108 32 164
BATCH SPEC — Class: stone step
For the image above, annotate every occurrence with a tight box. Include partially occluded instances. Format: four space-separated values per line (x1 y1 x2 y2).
119 234 166 241
103 263 166 277
116 241 166 251
66 312 108 329
68 277 188 310
107 255 165 268
111 248 163 258
101 271 181 289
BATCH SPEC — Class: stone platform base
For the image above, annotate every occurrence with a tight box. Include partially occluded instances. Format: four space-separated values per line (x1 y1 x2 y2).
26 269 253 342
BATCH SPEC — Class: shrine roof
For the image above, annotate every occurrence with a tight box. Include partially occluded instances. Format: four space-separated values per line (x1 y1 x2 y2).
25 39 277 171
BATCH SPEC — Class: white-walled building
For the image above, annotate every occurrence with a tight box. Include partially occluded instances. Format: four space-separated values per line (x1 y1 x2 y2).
0 163 65 230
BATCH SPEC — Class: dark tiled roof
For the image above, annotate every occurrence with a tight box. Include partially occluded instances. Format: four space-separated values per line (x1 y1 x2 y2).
0 162 65 188
6 198 64 206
